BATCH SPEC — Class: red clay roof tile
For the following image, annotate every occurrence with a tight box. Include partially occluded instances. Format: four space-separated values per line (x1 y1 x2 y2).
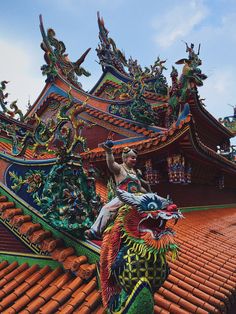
57 247 75 262
0 263 28 289
52 286 76 304
0 196 8 202
0 202 15 211
10 215 32 227
0 261 8 271
0 290 18 310
71 256 88 272
0 261 18 280
84 290 101 308
63 255 88 272
40 237 64 253
93 305 107 314
29 229 52 244
18 222 41 236
2 307 17 314
40 285 60 301
66 277 83 291
76 264 96 280
25 267 63 300
39 299 61 313
154 305 171 314
71 282 87 297
25 296 45 312
11 295 31 312
51 248 63 260
1 188 236 314
66 291 87 308
62 255 78 270
154 294 184 314
2 208 23 220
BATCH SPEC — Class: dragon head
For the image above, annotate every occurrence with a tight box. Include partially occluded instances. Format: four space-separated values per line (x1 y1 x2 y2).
116 189 183 255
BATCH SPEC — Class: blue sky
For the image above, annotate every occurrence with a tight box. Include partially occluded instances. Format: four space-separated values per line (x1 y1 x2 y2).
0 0 236 124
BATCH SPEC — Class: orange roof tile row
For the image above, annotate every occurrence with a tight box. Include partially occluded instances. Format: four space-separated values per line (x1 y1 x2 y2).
43 92 159 139
0 196 96 280
84 107 157 137
82 115 192 161
82 113 236 172
0 261 104 314
153 207 236 313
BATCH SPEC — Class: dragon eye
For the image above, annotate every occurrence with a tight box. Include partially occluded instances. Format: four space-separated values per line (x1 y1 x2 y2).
147 202 158 210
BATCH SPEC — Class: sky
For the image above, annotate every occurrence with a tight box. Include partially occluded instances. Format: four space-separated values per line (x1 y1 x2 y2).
0 0 236 124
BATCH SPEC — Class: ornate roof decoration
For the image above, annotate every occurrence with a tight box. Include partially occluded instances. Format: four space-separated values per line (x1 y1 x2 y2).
39 15 91 89
167 42 208 120
128 56 168 85
0 81 24 121
108 74 161 124
175 42 207 91
219 105 236 135
96 12 128 74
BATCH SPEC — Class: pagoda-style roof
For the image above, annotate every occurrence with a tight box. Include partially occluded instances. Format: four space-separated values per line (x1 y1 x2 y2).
1 13 236 314
82 113 236 176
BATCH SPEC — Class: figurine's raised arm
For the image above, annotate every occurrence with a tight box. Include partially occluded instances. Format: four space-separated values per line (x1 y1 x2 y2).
102 143 121 175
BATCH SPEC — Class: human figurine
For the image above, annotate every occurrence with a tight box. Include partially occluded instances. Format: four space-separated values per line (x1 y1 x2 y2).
85 143 151 240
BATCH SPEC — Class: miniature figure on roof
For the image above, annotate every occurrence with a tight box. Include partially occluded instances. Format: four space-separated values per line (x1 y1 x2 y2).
167 42 207 119
176 42 207 98
219 104 236 135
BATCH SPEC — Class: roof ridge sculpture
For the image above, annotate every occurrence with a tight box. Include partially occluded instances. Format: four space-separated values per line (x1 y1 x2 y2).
39 14 91 89
96 12 128 75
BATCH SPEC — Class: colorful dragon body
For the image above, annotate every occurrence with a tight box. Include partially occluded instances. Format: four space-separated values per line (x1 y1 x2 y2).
100 189 183 314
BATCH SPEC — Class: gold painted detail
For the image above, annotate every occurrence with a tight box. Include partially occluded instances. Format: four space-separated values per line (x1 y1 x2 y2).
117 247 167 293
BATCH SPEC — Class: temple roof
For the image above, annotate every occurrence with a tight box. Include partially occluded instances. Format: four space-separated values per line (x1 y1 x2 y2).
82 113 236 178
1 14 236 313
0 260 102 313
0 188 236 313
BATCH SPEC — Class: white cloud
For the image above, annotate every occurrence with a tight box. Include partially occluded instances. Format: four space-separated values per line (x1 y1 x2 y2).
201 67 236 119
152 0 208 48
0 37 44 113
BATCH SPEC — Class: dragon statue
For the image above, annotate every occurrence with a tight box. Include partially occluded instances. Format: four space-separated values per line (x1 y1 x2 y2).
175 42 207 104
100 189 183 314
